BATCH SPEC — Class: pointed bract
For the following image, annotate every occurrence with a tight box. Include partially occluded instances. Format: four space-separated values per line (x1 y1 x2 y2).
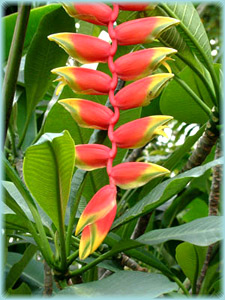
62 3 112 26
79 205 117 260
111 162 170 189
75 185 117 236
114 116 173 149
75 144 110 170
115 74 174 110
59 99 113 130
48 33 110 64
118 3 156 11
115 17 180 45
115 48 177 81
51 67 111 95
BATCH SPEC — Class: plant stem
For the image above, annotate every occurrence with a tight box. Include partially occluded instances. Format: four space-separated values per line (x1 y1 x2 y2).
171 275 190 295
17 114 31 149
66 171 88 256
174 75 211 117
3 4 31 141
67 250 79 266
68 242 142 277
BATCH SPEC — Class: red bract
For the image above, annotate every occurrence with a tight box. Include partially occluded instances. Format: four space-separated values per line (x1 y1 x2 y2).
115 17 180 45
51 67 111 95
62 3 112 26
48 33 110 64
115 48 177 81
111 162 170 189
118 3 156 11
115 74 174 110
75 185 117 236
114 116 173 149
75 144 110 170
79 205 117 260
59 99 113 130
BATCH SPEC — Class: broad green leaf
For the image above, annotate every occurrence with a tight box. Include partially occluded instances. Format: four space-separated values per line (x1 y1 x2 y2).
181 197 208 223
59 271 178 297
23 131 75 230
162 188 203 227
112 157 223 228
5 214 30 232
160 3 212 65
6 244 37 290
175 242 207 286
3 4 61 62
105 233 175 277
137 216 222 246
2 181 52 229
5 252 44 288
7 282 31 295
25 6 75 117
160 66 212 124
2 181 34 221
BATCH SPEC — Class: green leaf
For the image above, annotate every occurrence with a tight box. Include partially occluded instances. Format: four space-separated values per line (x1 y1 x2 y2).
160 66 212 124
3 181 34 221
162 188 203 227
2 181 52 229
7 282 32 295
5 252 44 288
181 197 208 223
175 242 207 287
112 157 223 228
6 244 37 290
5 214 30 232
137 216 222 246
23 131 75 230
24 6 75 117
59 271 178 297
160 3 212 65
3 4 61 62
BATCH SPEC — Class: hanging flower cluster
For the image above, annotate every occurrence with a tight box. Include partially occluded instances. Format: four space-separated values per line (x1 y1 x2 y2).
49 2 179 260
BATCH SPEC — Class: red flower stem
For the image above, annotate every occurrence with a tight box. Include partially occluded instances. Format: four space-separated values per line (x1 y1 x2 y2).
107 4 119 187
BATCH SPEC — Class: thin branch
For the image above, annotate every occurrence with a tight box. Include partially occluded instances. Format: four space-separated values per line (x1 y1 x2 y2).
196 142 221 294
182 108 219 172
43 260 53 296
3 4 31 141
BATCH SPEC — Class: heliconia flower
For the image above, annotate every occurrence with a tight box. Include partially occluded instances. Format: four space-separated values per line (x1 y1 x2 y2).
115 17 180 46
114 115 173 149
114 48 177 81
111 162 170 189
48 33 110 64
62 3 112 26
75 144 110 170
118 3 156 11
51 67 111 95
115 74 174 110
75 184 117 236
59 99 113 130
79 205 117 260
